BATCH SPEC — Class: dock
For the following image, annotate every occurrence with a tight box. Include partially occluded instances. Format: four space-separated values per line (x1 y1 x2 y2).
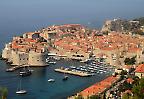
6 65 27 72
54 68 92 77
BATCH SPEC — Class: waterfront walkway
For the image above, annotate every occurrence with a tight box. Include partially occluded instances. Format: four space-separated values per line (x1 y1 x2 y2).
54 68 92 77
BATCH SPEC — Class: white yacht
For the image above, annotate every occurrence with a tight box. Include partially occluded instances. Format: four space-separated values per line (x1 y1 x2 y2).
48 79 55 82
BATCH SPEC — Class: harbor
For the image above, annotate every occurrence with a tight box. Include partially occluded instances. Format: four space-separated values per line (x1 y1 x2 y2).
0 59 113 99
54 59 114 77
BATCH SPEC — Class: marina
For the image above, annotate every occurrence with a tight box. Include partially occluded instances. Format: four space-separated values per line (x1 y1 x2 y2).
54 59 114 77
0 59 113 99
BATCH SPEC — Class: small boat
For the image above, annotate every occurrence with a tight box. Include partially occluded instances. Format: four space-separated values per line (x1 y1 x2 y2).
91 73 95 76
63 76 68 81
48 61 56 64
71 69 76 72
82 66 86 69
16 80 27 94
6 68 14 72
90 70 95 73
29 69 34 72
100 71 103 74
70 66 76 69
88 67 94 70
80 68 85 71
48 79 55 82
84 69 88 71
76 67 80 70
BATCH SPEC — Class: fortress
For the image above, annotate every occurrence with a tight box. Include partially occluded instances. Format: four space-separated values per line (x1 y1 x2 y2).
2 34 49 66
2 23 144 67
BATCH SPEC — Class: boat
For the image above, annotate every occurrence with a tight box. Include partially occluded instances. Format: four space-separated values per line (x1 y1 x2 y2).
16 90 27 94
19 67 32 77
29 69 34 72
90 70 95 73
48 61 56 64
16 80 27 94
88 67 94 70
70 66 76 69
48 79 55 82
6 68 14 72
76 67 80 70
82 66 86 69
63 76 69 81
99 69 104 72
80 68 85 71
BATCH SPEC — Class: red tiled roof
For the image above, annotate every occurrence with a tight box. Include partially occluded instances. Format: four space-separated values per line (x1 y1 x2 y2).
135 64 144 73
123 90 132 94
123 65 132 69
126 78 134 84
79 76 119 97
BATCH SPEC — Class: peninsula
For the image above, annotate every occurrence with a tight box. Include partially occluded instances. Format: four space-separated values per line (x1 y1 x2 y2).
2 18 144 67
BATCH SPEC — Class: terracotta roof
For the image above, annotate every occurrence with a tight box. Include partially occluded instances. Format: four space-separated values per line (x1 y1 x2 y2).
126 78 134 84
24 38 37 43
135 64 144 73
123 90 133 94
123 65 132 69
128 47 141 53
79 76 118 97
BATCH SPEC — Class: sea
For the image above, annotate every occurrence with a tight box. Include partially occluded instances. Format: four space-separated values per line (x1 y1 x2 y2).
0 0 144 99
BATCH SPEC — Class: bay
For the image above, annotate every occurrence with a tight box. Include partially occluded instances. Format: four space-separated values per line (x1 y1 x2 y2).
0 0 144 98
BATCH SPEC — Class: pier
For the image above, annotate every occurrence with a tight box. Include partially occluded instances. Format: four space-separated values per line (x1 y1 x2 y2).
6 65 28 72
54 68 92 77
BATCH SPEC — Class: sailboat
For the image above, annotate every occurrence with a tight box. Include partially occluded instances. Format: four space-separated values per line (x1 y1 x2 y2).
16 80 27 94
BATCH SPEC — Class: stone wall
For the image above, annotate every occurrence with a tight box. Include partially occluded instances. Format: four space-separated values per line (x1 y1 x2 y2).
28 51 48 66
2 44 12 59
11 51 29 66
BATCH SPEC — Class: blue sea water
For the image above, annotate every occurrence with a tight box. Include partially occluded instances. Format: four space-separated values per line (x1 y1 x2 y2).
0 60 109 99
0 0 144 99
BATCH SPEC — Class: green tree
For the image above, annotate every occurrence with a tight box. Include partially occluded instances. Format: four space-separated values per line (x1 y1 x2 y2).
88 95 100 99
0 87 8 99
74 95 84 99
124 56 136 65
122 93 130 99
132 76 140 85
132 78 144 98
